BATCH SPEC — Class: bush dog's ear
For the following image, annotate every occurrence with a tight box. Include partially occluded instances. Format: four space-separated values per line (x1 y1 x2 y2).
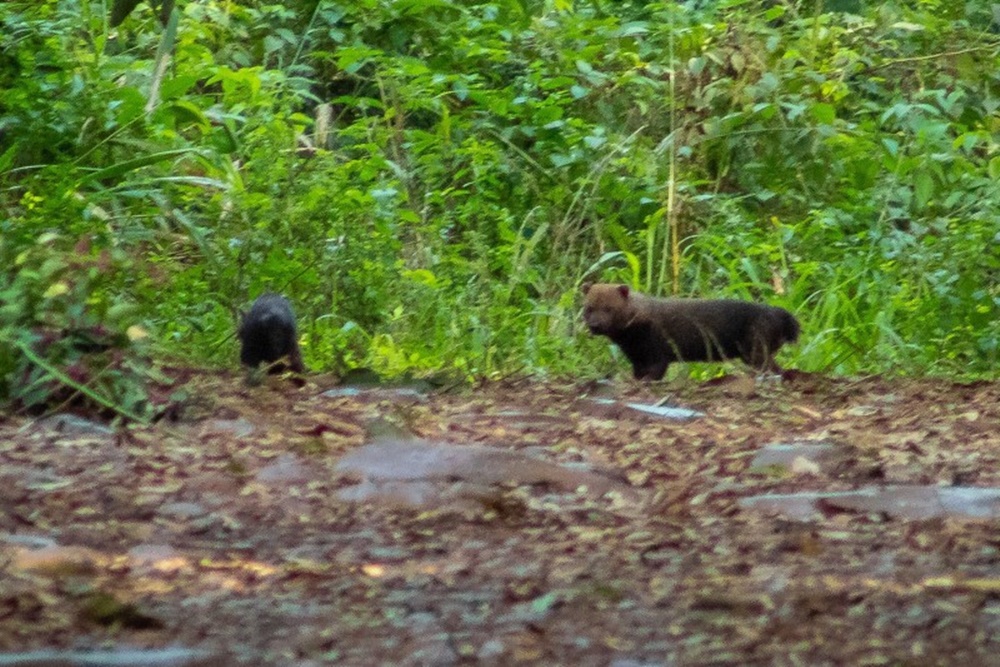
581 282 593 295
617 284 630 299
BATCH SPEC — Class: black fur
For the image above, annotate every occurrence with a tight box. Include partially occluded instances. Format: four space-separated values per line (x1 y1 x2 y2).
582 283 799 380
238 293 305 374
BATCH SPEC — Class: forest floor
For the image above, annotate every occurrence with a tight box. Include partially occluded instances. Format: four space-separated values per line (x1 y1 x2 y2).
2 370 1000 666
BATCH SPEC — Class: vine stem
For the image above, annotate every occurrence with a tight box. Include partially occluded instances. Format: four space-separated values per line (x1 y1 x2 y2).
11 337 148 423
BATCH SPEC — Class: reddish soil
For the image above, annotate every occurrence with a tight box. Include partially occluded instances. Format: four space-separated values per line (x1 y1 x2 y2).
1 371 999 665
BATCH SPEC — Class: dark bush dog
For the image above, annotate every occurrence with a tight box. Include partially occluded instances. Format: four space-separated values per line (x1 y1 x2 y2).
238 293 305 374
582 283 799 380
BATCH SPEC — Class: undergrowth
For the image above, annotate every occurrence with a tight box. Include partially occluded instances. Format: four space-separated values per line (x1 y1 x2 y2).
1 0 998 414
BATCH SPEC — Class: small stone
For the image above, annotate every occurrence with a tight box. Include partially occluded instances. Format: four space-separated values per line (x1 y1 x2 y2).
33 413 115 436
127 544 185 570
12 544 102 576
363 417 418 443
789 456 821 475
405 612 439 628
749 442 839 474
366 546 410 560
321 387 362 398
256 454 310 483
0 534 58 550
159 502 207 520
321 387 427 402
626 400 689 417
201 418 254 438
408 633 458 666
588 398 704 421
477 639 506 660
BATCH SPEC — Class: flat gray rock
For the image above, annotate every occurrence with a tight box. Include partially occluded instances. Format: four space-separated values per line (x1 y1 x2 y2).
322 387 427 402
0 648 219 666
336 439 645 509
748 441 840 473
159 502 207 520
588 398 703 421
338 439 631 494
127 544 181 566
256 454 311 484
0 534 58 550
10 543 102 575
740 485 1000 521
200 418 254 438
339 479 501 512
623 402 704 420
33 414 115 437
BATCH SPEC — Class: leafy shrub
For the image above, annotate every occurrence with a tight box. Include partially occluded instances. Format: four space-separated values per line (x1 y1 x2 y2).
1 0 997 383
0 234 156 420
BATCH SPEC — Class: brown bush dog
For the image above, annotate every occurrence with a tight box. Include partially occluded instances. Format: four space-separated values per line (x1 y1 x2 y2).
238 293 306 374
581 283 799 380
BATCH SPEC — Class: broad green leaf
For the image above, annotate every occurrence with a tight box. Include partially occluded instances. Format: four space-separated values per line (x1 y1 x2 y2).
913 171 934 208
0 143 16 173
989 156 1000 180
764 5 786 20
881 137 899 157
43 282 69 299
810 103 836 124
530 592 559 614
76 149 197 185
404 269 439 288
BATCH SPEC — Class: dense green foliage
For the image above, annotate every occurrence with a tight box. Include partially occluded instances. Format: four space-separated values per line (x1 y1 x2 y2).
2 0 999 411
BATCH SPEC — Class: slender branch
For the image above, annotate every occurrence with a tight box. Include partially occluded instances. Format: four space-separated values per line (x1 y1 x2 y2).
868 43 1000 71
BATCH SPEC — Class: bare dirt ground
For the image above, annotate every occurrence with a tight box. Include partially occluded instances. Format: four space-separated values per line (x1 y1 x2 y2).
2 371 1000 666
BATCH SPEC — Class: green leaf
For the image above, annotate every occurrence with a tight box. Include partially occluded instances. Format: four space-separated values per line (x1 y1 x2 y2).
988 156 1000 180
159 74 200 100
0 143 16 173
530 591 559 614
913 171 934 209
157 100 211 130
764 5 787 20
881 137 899 157
810 103 836 124
76 149 197 185
264 35 284 54
403 269 439 288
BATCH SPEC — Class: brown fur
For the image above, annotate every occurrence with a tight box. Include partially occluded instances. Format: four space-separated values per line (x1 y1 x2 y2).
582 283 799 380
238 293 306 374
